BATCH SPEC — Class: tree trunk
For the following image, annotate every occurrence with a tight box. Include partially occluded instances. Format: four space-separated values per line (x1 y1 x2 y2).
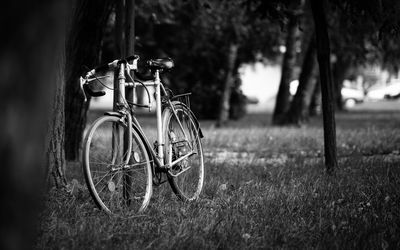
65 1 114 161
332 57 350 110
217 44 239 127
283 36 318 125
309 79 322 116
115 0 136 105
272 15 299 124
311 0 338 173
115 0 125 57
116 0 136 177
0 1 66 249
115 0 135 57
46 48 67 188
125 0 135 57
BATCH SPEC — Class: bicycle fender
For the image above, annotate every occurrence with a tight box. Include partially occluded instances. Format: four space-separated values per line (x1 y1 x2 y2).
188 109 204 139
168 101 204 139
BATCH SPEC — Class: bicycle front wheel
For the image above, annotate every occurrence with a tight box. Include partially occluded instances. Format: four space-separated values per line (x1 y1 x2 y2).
83 115 152 217
163 102 204 201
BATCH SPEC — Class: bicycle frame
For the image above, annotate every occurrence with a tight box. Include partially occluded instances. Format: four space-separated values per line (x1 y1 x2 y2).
114 62 194 177
81 56 204 216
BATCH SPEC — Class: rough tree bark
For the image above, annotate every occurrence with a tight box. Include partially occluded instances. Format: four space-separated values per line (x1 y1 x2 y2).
46 49 67 188
283 36 319 125
65 1 114 161
217 43 239 127
0 1 66 249
272 15 299 125
311 0 338 173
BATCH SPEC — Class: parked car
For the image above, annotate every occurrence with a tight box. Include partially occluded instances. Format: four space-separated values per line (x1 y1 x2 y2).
366 80 400 100
341 87 364 108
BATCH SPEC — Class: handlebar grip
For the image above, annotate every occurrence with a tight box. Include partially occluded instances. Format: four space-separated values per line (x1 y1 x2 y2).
83 84 106 97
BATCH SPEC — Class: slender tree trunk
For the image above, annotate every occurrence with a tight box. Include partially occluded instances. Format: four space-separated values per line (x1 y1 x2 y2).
65 1 114 161
309 79 322 116
217 43 239 127
125 0 135 57
332 57 350 110
116 0 135 101
115 0 135 57
311 0 338 173
273 15 298 124
283 36 318 125
116 0 136 189
0 1 66 249
115 0 125 57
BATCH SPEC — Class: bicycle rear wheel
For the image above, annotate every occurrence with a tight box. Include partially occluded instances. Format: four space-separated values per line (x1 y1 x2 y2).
83 115 152 217
163 102 204 201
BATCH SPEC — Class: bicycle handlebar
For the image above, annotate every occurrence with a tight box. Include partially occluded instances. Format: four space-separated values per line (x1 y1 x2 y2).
81 55 141 102
85 55 139 78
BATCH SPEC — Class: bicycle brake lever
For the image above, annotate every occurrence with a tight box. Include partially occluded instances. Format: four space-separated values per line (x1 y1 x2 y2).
86 75 110 83
79 77 88 102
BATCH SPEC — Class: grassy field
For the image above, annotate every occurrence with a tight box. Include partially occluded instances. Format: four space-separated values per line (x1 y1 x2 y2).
36 101 400 249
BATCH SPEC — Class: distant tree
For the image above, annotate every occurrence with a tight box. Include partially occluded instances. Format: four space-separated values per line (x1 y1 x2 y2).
272 15 299 124
309 79 321 116
283 34 319 125
208 0 249 126
272 1 304 124
217 43 239 126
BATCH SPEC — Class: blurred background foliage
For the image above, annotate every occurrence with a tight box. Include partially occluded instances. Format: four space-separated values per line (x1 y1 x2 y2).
99 0 284 119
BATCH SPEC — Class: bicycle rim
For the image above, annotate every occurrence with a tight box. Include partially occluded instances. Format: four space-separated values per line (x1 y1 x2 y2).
163 104 204 201
83 116 152 217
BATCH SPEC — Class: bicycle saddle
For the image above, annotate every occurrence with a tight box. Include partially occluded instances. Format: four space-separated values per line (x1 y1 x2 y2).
147 58 174 70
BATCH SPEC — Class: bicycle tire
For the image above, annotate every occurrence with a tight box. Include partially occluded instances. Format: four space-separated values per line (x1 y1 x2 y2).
162 102 204 201
83 115 152 217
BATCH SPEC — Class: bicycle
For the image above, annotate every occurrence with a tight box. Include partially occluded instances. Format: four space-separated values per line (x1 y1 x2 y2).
80 55 204 218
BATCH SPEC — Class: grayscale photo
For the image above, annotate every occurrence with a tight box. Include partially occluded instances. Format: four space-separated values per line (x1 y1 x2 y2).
1 0 400 249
